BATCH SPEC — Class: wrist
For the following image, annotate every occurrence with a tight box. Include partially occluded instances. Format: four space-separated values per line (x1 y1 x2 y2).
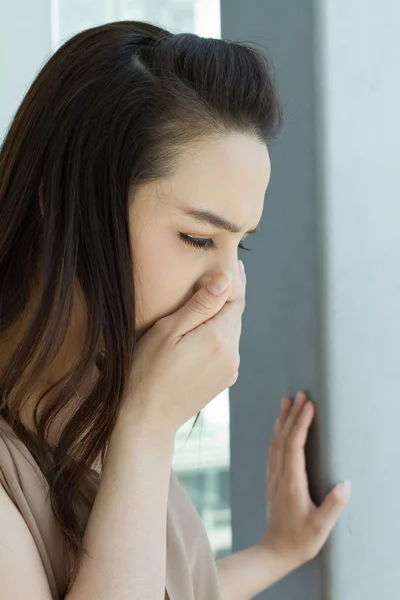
114 402 176 443
216 541 300 599
108 409 176 459
255 535 303 580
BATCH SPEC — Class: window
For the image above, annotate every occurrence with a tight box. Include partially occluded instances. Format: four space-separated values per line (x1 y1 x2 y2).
174 390 231 559
52 0 220 48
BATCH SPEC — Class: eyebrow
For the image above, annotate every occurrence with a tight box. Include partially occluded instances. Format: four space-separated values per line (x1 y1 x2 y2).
177 207 260 235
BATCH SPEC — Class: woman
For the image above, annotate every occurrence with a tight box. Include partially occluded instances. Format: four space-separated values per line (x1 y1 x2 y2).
0 20 351 600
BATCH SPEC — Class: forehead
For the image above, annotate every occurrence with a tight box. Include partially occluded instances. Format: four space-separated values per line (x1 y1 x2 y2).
157 134 271 227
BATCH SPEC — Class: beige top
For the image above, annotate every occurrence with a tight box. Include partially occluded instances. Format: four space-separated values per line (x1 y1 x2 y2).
0 414 223 600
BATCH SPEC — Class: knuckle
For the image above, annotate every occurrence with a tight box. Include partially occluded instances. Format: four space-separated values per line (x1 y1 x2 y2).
285 438 299 460
281 419 293 440
190 293 214 314
309 517 324 539
153 317 171 337
287 429 301 451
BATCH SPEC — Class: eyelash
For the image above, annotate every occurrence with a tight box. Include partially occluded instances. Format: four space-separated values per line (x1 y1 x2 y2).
178 232 252 252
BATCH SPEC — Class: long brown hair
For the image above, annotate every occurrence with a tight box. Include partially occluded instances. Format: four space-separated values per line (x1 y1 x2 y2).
0 20 283 594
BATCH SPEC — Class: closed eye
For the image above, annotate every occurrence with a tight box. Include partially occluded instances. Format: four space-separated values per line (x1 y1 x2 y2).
178 233 251 252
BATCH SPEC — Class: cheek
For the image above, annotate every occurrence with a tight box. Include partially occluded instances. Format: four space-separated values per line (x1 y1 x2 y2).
133 234 197 331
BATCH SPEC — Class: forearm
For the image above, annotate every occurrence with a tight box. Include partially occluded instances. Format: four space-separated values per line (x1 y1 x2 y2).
66 417 175 600
216 542 295 600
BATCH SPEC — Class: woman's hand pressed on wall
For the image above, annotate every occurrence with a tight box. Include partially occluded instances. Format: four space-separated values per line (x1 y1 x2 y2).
258 391 351 571
216 392 351 600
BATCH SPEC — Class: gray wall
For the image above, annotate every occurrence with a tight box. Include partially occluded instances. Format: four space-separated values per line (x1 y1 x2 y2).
223 1 400 599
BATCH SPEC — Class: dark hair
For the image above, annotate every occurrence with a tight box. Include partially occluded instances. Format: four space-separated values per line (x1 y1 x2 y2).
0 20 283 594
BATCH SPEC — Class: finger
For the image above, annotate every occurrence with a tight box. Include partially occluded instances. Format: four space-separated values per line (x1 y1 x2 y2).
267 440 280 492
228 261 246 345
267 433 279 498
230 314 243 350
288 400 315 451
270 398 291 475
313 480 352 538
270 399 290 452
239 259 247 286
205 295 245 342
281 391 308 439
168 274 232 337
225 314 242 380
275 397 292 434
267 420 278 479
283 400 315 478
212 260 246 343
272 398 293 477
238 260 247 297
267 458 278 501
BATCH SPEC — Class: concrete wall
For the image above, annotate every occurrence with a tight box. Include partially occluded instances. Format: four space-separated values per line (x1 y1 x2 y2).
223 1 400 598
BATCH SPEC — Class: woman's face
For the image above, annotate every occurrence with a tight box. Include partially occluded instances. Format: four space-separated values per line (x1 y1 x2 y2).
129 133 271 339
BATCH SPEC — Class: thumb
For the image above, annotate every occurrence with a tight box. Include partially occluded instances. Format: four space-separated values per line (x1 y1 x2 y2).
169 273 231 337
314 480 352 537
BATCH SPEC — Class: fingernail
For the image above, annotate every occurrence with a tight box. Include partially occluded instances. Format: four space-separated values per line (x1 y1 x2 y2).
206 275 229 295
295 391 305 403
336 480 351 500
